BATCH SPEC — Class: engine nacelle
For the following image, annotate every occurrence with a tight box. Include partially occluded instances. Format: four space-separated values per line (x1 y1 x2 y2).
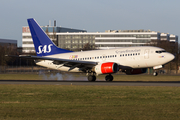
94 62 119 74
125 68 147 75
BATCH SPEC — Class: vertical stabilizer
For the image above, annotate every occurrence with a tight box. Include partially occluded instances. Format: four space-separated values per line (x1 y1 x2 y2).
27 18 73 56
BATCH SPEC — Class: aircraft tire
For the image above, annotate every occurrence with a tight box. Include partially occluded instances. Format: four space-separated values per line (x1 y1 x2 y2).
105 74 113 81
88 75 96 81
153 72 158 76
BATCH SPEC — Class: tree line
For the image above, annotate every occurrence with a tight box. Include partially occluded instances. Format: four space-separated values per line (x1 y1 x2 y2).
0 45 35 66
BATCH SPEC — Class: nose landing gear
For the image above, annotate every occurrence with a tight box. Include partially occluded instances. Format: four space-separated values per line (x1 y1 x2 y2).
153 71 158 76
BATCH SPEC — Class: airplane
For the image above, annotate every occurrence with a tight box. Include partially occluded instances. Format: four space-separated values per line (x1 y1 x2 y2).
8 18 175 81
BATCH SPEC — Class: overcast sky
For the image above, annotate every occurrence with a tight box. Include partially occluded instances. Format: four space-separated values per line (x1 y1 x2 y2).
0 0 179 47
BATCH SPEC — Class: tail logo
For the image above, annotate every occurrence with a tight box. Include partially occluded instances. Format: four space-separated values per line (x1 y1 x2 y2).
37 44 53 54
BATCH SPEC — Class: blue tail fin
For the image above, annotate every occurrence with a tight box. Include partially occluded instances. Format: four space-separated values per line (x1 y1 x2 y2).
27 18 73 56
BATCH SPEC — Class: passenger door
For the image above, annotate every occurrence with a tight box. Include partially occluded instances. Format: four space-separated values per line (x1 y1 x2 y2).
144 49 149 59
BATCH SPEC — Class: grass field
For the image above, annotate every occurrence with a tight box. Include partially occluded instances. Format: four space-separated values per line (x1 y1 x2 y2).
0 85 180 120
0 73 179 81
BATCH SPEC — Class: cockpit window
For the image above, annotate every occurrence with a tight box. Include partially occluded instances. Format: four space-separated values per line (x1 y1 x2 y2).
156 50 166 53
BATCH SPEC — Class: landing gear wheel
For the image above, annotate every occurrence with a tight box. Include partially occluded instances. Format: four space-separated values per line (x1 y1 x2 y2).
105 74 113 81
88 75 96 81
153 72 158 76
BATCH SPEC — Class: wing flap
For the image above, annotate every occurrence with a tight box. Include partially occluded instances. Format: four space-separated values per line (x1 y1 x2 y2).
6 55 97 70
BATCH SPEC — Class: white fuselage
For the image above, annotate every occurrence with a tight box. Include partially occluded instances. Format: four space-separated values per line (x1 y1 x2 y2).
35 46 174 73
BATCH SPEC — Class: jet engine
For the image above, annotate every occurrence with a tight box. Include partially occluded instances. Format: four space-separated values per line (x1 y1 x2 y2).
125 68 147 75
94 62 119 74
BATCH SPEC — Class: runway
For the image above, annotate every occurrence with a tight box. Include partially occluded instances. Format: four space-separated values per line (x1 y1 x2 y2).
0 80 180 86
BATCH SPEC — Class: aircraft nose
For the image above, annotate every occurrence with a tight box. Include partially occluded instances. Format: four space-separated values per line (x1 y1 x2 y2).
167 53 175 61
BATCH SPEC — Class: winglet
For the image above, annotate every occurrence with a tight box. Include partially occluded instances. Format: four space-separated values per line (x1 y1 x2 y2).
27 18 73 56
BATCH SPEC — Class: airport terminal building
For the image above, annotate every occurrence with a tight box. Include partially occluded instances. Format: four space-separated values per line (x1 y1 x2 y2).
22 26 87 53
22 26 178 53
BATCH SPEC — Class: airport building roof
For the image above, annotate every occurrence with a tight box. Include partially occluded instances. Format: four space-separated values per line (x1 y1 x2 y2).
0 38 17 46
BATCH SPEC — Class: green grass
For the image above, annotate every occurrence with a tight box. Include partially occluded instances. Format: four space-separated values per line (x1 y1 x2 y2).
0 73 179 81
0 85 180 119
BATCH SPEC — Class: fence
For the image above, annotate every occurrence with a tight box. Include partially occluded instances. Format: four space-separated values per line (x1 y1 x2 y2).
0 66 59 74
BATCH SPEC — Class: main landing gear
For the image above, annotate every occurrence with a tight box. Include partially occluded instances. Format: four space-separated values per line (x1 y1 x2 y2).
88 75 96 81
105 74 113 81
87 73 114 82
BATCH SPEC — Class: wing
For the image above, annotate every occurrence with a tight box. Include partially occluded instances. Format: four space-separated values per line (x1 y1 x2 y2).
6 55 98 72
